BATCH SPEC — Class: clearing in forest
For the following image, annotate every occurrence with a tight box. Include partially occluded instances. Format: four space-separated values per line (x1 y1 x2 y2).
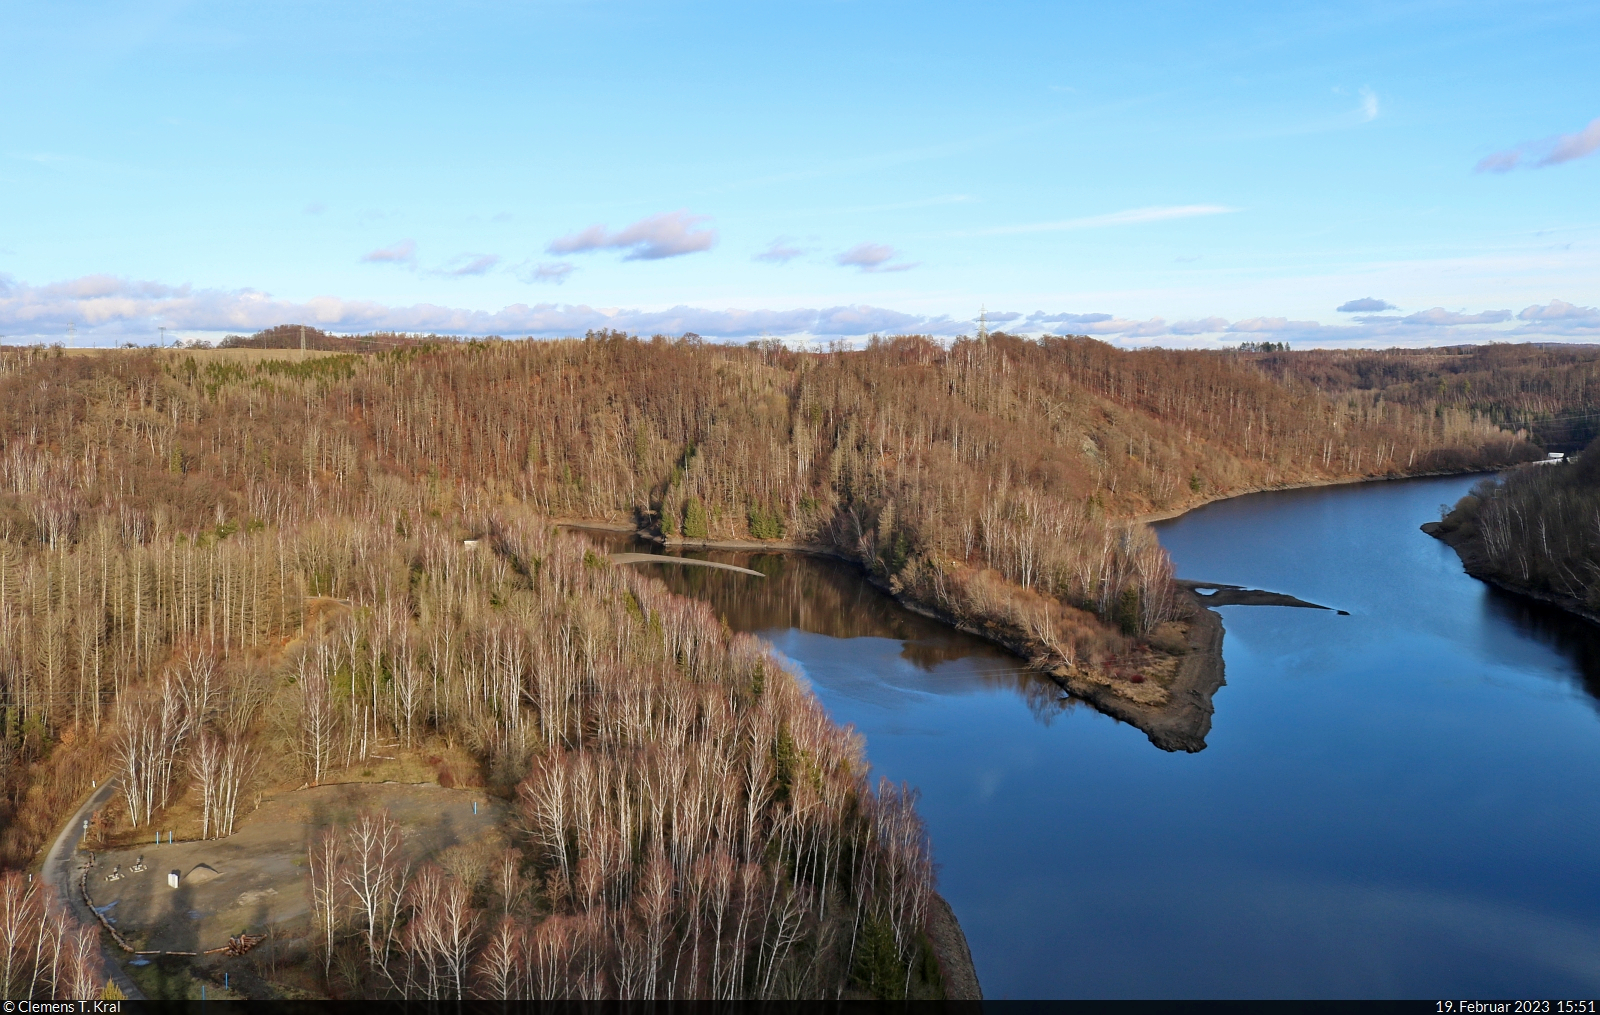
84 783 503 954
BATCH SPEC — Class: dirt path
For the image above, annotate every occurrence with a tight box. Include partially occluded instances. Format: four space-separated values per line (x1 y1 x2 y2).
43 778 146 999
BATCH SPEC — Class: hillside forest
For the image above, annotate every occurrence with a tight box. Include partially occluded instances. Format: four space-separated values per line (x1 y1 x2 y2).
1 331 1587 999
1429 435 1600 619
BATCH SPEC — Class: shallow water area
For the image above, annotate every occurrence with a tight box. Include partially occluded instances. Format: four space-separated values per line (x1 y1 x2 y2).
588 475 1600 997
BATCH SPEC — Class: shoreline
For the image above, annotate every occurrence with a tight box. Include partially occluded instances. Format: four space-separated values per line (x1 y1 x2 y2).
1043 584 1224 753
568 526 1226 752
927 891 982 1000
570 527 985 997
1422 520 1600 627
563 465 1491 753
1135 466 1496 525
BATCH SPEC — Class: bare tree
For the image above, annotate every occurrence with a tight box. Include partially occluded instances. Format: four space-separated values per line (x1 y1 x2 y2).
472 916 526 1000
213 731 256 837
113 693 161 828
189 731 223 840
341 809 406 970
297 645 340 786
0 872 100 1000
309 827 345 977
61 926 104 1000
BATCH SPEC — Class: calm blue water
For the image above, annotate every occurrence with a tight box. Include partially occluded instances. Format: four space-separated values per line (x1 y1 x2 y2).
598 475 1600 998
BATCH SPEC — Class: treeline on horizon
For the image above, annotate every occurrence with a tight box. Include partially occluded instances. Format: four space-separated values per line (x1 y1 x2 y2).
216 324 433 354
0 328 1582 999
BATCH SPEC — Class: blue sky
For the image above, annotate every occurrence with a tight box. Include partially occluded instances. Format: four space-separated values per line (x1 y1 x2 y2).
2 0 1597 346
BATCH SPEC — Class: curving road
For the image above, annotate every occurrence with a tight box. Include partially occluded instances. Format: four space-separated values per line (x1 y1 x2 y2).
43 778 145 1000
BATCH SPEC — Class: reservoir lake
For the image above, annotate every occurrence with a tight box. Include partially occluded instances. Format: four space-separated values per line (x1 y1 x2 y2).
594 474 1600 998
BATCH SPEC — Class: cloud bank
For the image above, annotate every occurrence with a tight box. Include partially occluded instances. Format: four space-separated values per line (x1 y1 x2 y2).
2 273 1596 348
548 211 717 260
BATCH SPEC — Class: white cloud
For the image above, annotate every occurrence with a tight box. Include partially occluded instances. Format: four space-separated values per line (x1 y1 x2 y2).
1337 297 1395 312
1477 117 1600 173
1398 307 1511 326
515 261 576 285
1476 149 1522 173
1346 308 1512 326
835 243 916 272
753 239 807 264
1543 118 1600 166
1023 311 1113 327
1169 316 1231 335
436 254 500 277
361 239 416 264
1229 316 1322 333
547 210 717 260
1519 299 1599 322
1359 87 1379 122
964 204 1238 238
1514 299 1600 335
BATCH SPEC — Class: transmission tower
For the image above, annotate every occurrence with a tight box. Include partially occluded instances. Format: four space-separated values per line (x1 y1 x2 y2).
976 305 989 344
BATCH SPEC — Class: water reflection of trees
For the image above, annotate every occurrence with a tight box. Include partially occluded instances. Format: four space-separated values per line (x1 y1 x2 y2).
1484 587 1600 707
582 533 1073 726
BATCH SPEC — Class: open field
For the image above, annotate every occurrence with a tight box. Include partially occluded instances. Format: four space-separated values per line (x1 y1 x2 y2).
85 783 503 954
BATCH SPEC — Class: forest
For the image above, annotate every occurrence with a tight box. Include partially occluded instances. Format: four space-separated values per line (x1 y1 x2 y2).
1428 438 1600 619
1245 343 1600 450
0 331 1583 999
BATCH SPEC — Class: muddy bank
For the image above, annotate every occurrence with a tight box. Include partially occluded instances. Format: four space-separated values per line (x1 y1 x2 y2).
608 551 766 577
1423 520 1600 627
1176 580 1347 614
1044 586 1226 754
